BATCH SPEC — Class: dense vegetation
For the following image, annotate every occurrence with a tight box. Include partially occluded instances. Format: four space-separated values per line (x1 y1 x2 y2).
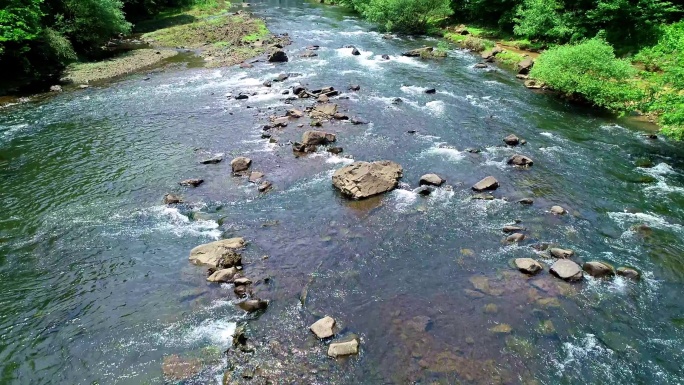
0 0 202 92
335 0 684 138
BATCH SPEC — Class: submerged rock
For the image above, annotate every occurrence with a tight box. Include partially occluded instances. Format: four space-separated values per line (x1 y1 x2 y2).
503 225 525 233
472 176 499 191
332 161 403 199
189 238 245 267
402 47 433 57
506 233 525 243
583 261 615 278
328 336 359 357
416 185 435 196
231 157 252 173
180 178 204 187
200 156 223 164
617 267 640 280
514 258 542 275
310 316 336 339
248 171 264 183
518 198 534 205
238 299 268 312
550 259 583 281
419 173 445 186
508 154 533 167
163 194 183 204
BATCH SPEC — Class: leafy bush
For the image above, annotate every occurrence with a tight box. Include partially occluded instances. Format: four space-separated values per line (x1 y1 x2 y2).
530 38 643 110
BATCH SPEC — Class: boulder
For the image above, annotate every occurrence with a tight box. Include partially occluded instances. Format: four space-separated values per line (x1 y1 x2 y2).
550 205 566 215
235 94 249 100
514 258 542 275
583 261 615 278
310 103 337 118
274 73 289 82
263 80 272 87
258 181 272 192
549 248 574 259
472 176 499 191
317 94 329 103
416 186 434 196
328 337 359 357
50 85 62 92
327 147 344 154
508 154 534 167
163 194 183 204
302 130 336 145
518 198 534 204
419 173 445 186
381 54 390 60
351 47 361 56
349 84 361 91
233 277 253 286
207 267 239 282
200 156 223 164
268 50 288 62
550 259 583 281
617 267 640 280
310 316 336 339
517 58 534 75
180 178 204 187
503 134 520 146
332 161 403 199
507 233 525 243
287 109 304 118
300 51 318 58
231 157 252 173
333 113 349 120
189 238 245 267
238 299 268 312
249 171 264 183
474 63 488 69
425 88 436 94
350 117 369 125
402 47 433 57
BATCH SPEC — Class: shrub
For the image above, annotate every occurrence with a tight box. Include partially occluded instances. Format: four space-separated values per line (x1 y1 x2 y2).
513 0 575 43
529 38 643 111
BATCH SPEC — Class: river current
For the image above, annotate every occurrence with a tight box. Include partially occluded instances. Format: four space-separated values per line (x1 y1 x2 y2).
1 1 684 384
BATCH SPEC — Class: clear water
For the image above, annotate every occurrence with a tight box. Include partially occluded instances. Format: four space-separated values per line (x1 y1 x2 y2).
1 1 684 384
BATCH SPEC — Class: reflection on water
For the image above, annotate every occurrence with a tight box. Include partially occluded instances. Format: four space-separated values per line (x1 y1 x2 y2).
1 0 684 383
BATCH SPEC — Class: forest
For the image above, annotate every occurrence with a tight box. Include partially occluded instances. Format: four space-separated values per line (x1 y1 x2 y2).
1 0 684 137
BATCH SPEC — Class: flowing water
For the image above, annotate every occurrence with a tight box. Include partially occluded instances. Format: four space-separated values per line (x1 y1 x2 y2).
2 1 684 384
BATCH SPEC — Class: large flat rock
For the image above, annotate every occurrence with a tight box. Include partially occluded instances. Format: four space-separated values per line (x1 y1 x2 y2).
189 238 245 267
332 161 403 199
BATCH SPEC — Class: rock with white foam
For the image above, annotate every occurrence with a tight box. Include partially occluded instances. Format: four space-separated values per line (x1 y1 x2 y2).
583 261 615 278
419 173 445 186
617 267 640 280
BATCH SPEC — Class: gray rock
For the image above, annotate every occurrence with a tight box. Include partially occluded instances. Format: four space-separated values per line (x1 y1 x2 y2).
503 225 525 233
328 336 359 357
518 58 534 74
349 84 361 91
268 50 288 62
233 277 253 286
419 173 445 186
351 47 360 55
514 258 542 275
189 238 245 267
231 157 252 173
310 316 336 339
163 194 183 204
302 130 336 145
549 248 574 259
550 205 566 215
332 160 403 199
402 47 433 57
583 261 615 278
508 154 534 167
416 185 435 196
472 176 499 191
248 171 264 183
550 259 583 281
258 181 272 192
50 85 62 92
503 134 520 146
518 198 534 204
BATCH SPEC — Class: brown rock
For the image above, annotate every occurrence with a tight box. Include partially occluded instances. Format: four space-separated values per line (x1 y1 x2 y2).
507 233 525 242
549 248 574 259
310 316 335 339
207 267 239 282
327 337 359 357
180 178 204 187
550 259 583 281
163 194 183 204
189 238 245 267
231 157 252 173
617 267 640 280
302 130 336 145
472 176 499 191
514 258 542 275
332 160 403 199
419 173 445 186
503 134 520 146
583 261 615 278
550 205 566 215
508 154 533 167
248 171 264 183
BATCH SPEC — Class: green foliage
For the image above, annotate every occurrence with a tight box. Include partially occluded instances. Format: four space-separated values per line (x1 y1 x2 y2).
513 0 575 43
530 38 643 110
0 0 43 45
339 0 452 33
56 0 131 55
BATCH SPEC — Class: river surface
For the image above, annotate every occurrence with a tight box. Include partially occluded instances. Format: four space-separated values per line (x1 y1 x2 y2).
2 1 684 384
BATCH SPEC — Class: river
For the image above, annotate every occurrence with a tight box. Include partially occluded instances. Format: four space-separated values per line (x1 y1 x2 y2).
1 1 684 384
